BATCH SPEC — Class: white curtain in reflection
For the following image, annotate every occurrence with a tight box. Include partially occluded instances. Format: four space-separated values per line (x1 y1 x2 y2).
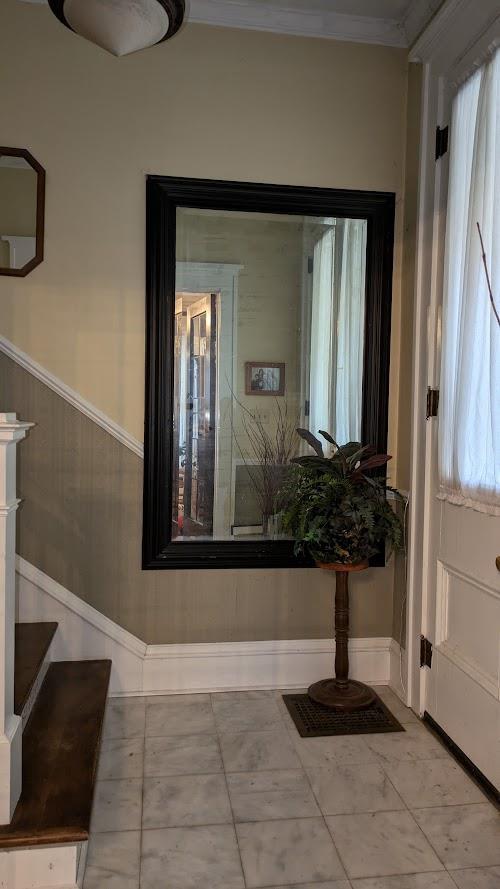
309 227 335 438
438 48 500 514
309 219 366 445
335 219 367 443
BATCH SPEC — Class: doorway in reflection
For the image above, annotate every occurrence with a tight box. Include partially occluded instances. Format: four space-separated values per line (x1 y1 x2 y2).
173 292 217 539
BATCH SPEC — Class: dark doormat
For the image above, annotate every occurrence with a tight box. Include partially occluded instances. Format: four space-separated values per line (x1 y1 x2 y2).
283 692 405 738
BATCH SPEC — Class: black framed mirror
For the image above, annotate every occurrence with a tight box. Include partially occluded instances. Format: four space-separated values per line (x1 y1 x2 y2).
143 176 395 570
0 147 45 277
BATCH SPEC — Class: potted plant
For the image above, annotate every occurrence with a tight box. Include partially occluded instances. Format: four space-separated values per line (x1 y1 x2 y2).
281 430 403 710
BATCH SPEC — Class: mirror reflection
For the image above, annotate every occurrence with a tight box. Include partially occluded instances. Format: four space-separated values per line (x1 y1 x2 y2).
0 154 38 271
173 208 367 542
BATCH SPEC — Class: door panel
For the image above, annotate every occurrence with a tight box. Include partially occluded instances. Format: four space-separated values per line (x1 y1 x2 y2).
430 647 500 789
425 472 500 792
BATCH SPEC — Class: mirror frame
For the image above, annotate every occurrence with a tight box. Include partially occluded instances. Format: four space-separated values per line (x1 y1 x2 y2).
0 147 45 278
143 176 395 570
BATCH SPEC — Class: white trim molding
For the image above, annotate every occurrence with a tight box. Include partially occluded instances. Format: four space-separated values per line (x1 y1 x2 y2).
0 335 143 459
0 840 87 889
405 0 500 716
389 638 407 704
0 415 33 825
189 0 407 47
22 0 442 48
16 556 392 696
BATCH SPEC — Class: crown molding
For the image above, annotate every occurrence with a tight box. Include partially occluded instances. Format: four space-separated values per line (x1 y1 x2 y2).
410 0 500 66
188 0 407 46
21 0 451 48
400 0 443 48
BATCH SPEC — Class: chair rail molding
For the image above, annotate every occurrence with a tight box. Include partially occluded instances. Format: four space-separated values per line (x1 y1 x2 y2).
0 335 143 459
0 414 33 825
16 556 393 697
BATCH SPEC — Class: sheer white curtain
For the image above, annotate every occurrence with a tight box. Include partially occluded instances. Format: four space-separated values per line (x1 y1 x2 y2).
335 219 367 443
309 219 366 444
309 227 335 438
439 48 500 515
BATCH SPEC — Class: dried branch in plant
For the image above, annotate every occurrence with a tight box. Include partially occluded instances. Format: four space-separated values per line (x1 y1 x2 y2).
230 395 299 520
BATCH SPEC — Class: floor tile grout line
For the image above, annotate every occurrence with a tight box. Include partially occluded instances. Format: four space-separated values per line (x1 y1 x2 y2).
95 692 500 887
402 803 454 873
210 692 248 889
446 869 464 889
137 702 146 889
298 748 351 881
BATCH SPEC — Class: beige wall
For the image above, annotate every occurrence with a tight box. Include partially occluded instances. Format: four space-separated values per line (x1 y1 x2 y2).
0 167 37 237
0 0 408 473
391 63 422 646
0 0 417 643
1 353 395 643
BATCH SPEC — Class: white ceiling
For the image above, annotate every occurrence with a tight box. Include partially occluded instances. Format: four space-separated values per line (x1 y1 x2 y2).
21 0 445 48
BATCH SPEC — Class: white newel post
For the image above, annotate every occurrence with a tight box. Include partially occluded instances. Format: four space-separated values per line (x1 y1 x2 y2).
0 413 32 824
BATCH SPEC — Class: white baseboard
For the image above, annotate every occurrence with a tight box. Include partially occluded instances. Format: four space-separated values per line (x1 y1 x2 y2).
0 841 86 889
16 556 392 696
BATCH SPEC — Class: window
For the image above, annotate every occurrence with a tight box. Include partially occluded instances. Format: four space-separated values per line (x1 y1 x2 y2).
439 47 500 514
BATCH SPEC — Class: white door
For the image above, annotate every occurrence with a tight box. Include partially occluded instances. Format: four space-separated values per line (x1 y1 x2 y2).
418 47 500 791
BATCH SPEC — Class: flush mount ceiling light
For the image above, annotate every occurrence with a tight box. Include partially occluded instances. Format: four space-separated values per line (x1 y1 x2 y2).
47 0 185 57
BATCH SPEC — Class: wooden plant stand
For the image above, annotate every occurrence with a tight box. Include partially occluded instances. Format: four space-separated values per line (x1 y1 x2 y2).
308 561 376 711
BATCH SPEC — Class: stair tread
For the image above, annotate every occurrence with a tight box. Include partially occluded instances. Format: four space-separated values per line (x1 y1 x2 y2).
14 622 58 716
0 659 111 848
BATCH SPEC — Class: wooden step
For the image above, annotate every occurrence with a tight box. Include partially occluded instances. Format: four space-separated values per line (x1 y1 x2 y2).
0 660 111 849
14 622 58 718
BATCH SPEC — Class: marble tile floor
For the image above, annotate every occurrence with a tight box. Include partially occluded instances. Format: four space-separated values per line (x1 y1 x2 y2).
85 686 500 889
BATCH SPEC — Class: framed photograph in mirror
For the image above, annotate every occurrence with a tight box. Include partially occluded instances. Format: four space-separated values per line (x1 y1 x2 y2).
143 176 395 569
245 362 285 396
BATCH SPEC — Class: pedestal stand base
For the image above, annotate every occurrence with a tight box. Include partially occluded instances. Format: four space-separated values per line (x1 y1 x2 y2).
308 678 376 711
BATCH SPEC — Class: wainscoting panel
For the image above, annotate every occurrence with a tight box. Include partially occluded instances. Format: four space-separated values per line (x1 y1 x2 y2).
0 351 395 646
17 557 392 696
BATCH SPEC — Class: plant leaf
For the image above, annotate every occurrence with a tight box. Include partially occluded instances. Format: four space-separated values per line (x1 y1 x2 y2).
318 430 339 449
291 455 333 469
358 454 392 473
296 428 324 457
346 444 376 466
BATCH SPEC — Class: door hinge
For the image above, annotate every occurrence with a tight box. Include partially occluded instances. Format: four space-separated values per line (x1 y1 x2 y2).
307 256 314 274
435 125 449 160
420 635 433 669
304 399 310 418
426 387 439 419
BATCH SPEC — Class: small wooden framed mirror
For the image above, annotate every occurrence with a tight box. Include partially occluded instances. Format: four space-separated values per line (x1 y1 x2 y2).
0 147 45 277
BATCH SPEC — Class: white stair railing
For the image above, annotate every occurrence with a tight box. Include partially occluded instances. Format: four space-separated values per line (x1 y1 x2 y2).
0 413 32 824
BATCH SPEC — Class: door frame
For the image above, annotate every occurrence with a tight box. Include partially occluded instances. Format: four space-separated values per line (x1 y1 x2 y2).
175 261 242 539
405 0 500 712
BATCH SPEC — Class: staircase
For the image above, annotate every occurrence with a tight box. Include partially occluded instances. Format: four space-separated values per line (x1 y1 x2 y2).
0 626 111 888
0 417 111 889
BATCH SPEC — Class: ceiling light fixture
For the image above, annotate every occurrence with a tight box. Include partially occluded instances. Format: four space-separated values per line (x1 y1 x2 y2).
47 0 185 57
